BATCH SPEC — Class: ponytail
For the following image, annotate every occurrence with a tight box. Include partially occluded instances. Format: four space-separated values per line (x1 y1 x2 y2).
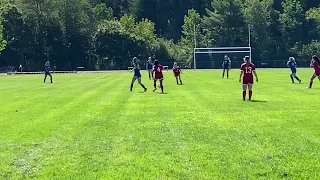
312 55 320 65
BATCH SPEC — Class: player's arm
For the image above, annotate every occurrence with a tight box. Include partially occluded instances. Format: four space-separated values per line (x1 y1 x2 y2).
239 70 243 82
253 70 258 82
310 60 314 67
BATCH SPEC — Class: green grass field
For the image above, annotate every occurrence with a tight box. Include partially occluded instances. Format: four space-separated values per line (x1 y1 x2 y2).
1 69 320 179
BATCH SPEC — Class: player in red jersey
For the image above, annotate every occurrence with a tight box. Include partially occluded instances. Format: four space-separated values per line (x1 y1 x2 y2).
173 62 183 85
308 55 320 88
153 60 164 93
239 56 258 101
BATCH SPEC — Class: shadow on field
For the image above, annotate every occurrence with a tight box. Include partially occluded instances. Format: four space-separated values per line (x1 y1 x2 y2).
250 100 267 103
154 92 168 94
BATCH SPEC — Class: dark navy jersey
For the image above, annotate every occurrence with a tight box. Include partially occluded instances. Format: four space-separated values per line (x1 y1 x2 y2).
133 65 141 77
147 62 153 70
45 62 51 71
288 61 296 69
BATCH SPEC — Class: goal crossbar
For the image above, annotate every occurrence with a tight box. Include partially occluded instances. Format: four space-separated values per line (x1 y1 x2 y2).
193 47 252 70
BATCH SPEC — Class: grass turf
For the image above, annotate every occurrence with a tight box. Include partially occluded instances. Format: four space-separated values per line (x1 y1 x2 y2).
0 69 320 179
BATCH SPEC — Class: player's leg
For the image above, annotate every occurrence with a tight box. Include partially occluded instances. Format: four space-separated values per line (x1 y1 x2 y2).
308 74 317 88
292 72 301 83
248 84 253 100
175 75 179 84
148 70 152 80
242 84 248 101
130 76 137 91
222 69 225 78
153 79 157 92
44 73 47 83
227 69 229 79
137 77 147 91
178 75 182 84
159 79 164 93
290 73 294 83
49 73 53 83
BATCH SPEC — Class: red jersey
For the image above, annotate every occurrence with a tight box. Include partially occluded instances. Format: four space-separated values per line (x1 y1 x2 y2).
241 63 256 84
153 65 164 80
173 66 181 76
312 60 320 72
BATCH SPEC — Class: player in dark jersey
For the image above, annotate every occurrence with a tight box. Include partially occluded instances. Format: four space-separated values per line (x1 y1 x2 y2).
173 62 182 85
44 60 53 83
153 60 164 93
129 57 147 92
287 57 301 83
222 55 231 78
308 55 320 88
146 57 154 80
239 56 258 101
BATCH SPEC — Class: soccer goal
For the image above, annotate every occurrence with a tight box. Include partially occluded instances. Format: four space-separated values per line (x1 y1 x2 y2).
193 47 252 70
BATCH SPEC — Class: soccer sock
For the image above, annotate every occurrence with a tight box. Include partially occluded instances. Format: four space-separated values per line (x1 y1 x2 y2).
140 84 146 89
176 78 179 84
160 85 164 93
180 79 182 84
249 91 252 100
242 91 246 100
130 83 134 91
294 76 300 81
222 72 225 78
290 75 294 83
50 77 53 83
309 81 313 88
227 71 229 78
153 80 157 89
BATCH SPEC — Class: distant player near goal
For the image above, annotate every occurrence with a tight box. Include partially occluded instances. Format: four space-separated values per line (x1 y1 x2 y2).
44 60 53 83
287 57 301 84
146 57 154 80
307 55 320 89
222 55 231 79
173 62 183 85
239 56 258 101
153 60 164 93
129 57 147 92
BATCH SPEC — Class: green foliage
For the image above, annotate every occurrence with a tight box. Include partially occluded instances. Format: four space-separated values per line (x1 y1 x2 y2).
1 0 320 70
203 0 246 47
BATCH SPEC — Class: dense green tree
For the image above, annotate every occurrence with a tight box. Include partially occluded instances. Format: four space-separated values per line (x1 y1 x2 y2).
202 0 246 47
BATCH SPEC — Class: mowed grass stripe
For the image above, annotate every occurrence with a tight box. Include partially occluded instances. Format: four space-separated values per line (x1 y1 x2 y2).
2 74 131 179
1 69 320 179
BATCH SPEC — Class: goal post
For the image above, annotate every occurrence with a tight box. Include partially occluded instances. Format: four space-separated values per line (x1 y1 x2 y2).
193 47 252 70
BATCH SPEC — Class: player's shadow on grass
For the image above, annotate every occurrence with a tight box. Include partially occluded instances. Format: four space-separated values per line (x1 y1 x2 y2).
154 92 168 94
250 100 267 103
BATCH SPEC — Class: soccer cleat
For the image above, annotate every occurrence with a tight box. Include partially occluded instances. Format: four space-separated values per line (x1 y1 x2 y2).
153 88 157 92
299 80 302 84
144 88 147 92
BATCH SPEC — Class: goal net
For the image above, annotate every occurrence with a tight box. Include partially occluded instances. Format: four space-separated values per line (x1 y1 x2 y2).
193 47 251 70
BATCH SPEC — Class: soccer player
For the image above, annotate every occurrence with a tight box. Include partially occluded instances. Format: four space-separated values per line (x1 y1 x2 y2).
153 60 164 93
129 57 147 92
146 57 154 80
222 55 231 78
44 60 53 83
239 56 258 101
287 57 301 83
173 62 182 85
307 55 320 89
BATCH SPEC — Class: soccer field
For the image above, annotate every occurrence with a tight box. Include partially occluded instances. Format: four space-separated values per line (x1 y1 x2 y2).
0 69 320 179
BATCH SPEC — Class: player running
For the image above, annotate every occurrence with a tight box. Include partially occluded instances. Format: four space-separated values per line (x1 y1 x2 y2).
153 60 164 93
146 57 153 80
239 56 258 101
129 57 147 92
287 57 301 83
44 60 53 83
222 55 231 78
173 62 182 85
307 55 320 89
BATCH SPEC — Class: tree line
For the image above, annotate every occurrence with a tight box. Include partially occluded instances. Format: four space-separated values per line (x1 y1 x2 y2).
0 0 320 71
